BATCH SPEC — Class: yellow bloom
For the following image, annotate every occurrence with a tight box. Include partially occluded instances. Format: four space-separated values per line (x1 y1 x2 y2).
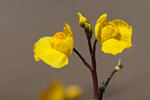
40 81 65 100
66 85 82 100
39 81 82 100
95 13 132 55
33 24 74 68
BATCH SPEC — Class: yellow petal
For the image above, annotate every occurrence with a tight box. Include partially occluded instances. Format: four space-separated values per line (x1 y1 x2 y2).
102 38 127 55
112 19 132 49
96 13 107 23
40 81 65 100
37 48 68 68
34 54 40 61
33 36 68 68
33 36 51 54
63 23 73 37
95 13 107 43
63 24 74 55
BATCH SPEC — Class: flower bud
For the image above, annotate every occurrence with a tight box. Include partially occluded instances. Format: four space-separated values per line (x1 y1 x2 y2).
115 65 123 71
115 65 121 71
77 12 88 27
115 59 123 71
99 83 105 93
84 23 92 39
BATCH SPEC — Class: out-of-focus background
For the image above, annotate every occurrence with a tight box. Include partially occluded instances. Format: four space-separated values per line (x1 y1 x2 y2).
0 0 150 100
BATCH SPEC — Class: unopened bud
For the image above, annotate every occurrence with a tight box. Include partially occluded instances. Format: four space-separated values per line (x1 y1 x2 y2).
115 65 121 71
77 12 88 27
99 82 105 93
115 59 123 71
84 23 92 39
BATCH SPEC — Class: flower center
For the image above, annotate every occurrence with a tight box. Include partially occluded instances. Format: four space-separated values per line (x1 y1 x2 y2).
53 32 66 40
50 32 72 56
101 22 121 42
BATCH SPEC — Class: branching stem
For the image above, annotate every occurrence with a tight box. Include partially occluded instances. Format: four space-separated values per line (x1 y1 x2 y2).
73 48 92 70
88 39 99 100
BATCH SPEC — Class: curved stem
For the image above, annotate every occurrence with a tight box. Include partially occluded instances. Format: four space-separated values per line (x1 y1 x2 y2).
99 69 117 100
104 70 117 88
100 60 123 100
73 48 92 70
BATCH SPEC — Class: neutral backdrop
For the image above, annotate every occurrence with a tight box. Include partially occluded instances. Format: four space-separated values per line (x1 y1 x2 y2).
0 0 149 100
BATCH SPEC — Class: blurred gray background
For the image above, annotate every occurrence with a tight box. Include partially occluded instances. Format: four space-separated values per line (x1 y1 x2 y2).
0 0 149 100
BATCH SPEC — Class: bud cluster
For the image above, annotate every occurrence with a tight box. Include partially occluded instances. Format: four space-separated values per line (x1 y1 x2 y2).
77 12 92 39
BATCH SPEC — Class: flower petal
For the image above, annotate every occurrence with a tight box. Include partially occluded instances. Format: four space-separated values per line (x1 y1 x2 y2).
37 48 68 68
33 36 68 68
95 13 107 43
112 19 132 49
62 24 74 55
63 23 73 37
102 38 127 55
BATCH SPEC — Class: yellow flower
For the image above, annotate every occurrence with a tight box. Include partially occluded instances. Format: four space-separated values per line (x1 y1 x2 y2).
39 81 82 100
66 85 82 100
95 13 132 55
40 81 65 100
33 24 74 68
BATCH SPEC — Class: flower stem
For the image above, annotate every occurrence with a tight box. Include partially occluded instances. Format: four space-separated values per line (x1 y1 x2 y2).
91 69 99 100
99 70 117 100
73 48 92 70
99 61 123 100
88 39 99 100
74 38 99 100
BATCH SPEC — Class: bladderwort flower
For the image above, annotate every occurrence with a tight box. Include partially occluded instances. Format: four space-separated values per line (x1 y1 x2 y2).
40 81 82 100
95 13 132 55
33 24 74 68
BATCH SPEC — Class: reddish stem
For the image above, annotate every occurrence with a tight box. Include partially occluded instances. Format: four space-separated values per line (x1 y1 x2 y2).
74 39 99 100
91 69 99 100
88 39 99 100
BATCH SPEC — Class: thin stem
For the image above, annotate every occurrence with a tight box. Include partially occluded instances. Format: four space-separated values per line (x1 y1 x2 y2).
73 46 99 100
104 59 122 88
87 39 93 55
92 39 97 71
73 48 92 70
87 38 99 100
93 40 97 55
91 69 99 100
100 68 119 100
104 70 117 88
